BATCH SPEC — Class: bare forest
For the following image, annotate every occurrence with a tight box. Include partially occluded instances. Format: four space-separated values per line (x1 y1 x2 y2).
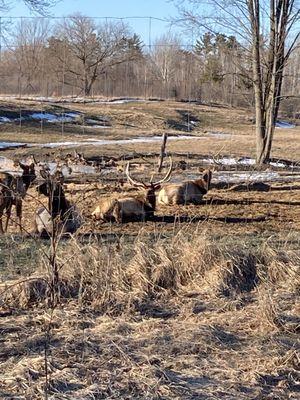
0 15 298 116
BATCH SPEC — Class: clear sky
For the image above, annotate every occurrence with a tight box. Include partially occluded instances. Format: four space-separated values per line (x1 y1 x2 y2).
4 0 182 44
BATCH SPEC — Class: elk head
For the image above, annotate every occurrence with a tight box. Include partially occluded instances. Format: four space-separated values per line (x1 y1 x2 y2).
37 168 68 218
18 161 36 190
125 157 173 213
202 169 212 191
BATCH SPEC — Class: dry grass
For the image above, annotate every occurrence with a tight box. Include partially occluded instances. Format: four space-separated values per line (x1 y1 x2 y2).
0 229 299 399
0 99 299 161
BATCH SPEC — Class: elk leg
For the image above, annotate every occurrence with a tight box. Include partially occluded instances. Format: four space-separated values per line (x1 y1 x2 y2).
113 201 121 223
0 214 4 234
16 200 22 233
4 207 11 232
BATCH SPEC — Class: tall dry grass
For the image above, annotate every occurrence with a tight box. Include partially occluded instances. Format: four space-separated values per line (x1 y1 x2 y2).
1 228 299 399
1 228 299 318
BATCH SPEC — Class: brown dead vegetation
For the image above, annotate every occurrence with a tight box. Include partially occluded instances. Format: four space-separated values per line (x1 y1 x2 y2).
0 230 299 399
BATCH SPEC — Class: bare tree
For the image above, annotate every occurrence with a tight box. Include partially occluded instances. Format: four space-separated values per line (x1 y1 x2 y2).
172 0 300 164
11 18 51 93
50 14 143 96
0 1 58 13
150 34 182 96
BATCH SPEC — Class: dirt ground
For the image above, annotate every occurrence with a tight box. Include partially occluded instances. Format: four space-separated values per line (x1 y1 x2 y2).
0 99 299 399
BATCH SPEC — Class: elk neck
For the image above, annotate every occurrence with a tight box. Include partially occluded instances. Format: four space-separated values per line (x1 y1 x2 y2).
145 186 156 211
37 180 69 218
193 178 208 194
21 166 36 191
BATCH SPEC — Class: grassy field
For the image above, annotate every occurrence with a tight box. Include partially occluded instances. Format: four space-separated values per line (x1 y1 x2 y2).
0 99 299 399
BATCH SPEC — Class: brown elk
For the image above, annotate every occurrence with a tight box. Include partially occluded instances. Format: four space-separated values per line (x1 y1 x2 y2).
92 158 173 222
0 162 36 233
157 169 212 205
35 168 82 236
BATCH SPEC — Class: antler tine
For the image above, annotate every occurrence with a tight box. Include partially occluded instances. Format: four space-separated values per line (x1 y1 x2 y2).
125 162 147 188
152 156 173 186
31 154 39 165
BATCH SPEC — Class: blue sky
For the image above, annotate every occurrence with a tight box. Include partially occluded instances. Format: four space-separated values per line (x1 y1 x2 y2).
6 0 182 44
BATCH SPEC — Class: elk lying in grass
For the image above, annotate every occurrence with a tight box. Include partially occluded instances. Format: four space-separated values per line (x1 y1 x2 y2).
92 158 173 222
158 169 212 205
35 169 82 236
0 161 36 233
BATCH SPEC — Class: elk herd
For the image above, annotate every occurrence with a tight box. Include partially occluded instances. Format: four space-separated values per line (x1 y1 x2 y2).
0 154 212 237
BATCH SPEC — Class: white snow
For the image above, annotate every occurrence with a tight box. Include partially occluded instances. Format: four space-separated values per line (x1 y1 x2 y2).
33 135 206 148
206 131 231 138
201 157 256 166
216 171 280 183
276 120 296 129
0 142 27 149
269 161 286 168
200 156 289 168
0 116 11 123
36 161 98 176
173 170 300 184
0 95 152 104
31 112 80 123
84 125 110 129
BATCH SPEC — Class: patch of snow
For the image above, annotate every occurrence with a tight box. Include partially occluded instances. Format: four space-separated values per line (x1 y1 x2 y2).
269 161 286 168
34 135 206 148
200 156 289 168
238 157 256 166
31 112 78 123
37 161 98 176
0 116 11 123
85 119 101 124
31 112 57 121
206 131 231 138
201 157 256 166
0 142 27 149
36 141 83 148
276 120 296 129
216 171 280 183
84 125 110 129
175 170 300 184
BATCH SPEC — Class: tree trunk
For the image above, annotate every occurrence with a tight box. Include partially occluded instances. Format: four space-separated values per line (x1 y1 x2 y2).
251 0 289 165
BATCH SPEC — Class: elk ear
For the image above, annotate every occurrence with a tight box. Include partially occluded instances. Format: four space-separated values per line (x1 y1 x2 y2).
18 162 28 170
154 184 161 191
40 169 49 180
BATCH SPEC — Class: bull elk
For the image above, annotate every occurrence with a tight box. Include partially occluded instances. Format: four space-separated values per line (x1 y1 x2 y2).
35 168 82 236
0 161 36 233
92 158 173 222
158 169 212 205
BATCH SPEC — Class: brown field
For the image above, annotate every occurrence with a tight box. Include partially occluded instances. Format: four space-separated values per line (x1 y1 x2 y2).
0 99 299 399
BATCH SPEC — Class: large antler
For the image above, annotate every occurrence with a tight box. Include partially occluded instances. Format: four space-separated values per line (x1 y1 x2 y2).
126 157 173 188
125 162 147 188
151 156 173 187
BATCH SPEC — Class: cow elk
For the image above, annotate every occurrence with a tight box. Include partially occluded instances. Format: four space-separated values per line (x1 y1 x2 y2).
158 169 212 205
92 158 173 222
35 168 82 236
0 161 36 233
